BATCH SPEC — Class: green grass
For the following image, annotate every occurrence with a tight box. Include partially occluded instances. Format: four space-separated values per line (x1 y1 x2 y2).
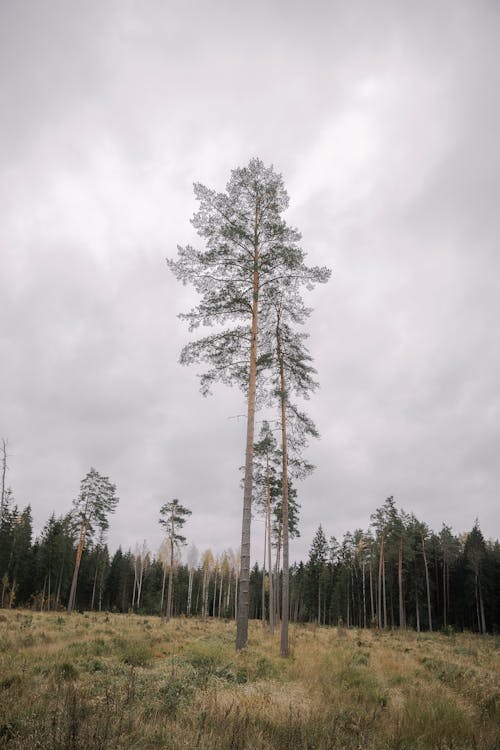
0 611 498 749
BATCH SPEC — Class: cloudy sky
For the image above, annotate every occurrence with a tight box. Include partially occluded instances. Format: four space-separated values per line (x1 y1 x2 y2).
1 0 499 563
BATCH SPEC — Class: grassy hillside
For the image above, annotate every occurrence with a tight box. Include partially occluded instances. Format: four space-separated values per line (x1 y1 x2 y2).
0 611 498 749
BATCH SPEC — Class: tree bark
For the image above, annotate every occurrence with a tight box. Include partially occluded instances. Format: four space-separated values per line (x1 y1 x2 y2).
277 322 290 657
67 522 87 613
421 532 432 631
398 537 405 629
236 200 260 651
377 531 385 628
166 534 174 622
267 452 275 635
261 517 267 628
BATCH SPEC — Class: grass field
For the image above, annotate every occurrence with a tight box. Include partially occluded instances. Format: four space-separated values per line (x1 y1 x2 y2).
0 610 498 749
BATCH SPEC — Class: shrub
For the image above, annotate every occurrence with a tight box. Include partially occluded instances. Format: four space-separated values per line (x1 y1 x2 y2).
121 640 154 667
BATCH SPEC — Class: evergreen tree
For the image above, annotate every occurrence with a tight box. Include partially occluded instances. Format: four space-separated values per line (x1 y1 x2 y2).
306 525 329 623
159 499 191 621
168 158 329 651
67 468 119 613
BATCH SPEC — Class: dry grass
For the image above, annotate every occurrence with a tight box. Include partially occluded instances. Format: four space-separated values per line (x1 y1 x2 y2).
0 611 498 749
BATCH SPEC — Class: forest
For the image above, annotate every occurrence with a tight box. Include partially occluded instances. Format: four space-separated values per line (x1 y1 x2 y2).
1 486 499 634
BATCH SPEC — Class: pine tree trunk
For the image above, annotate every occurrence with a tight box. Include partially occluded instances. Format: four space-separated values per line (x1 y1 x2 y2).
234 571 238 620
369 560 374 625
187 568 193 616
443 559 447 628
132 560 138 610
398 538 405 629
267 454 275 635
278 328 290 657
362 560 366 628
382 557 387 629
236 205 260 651
160 563 167 616
67 522 87 613
166 535 174 622
137 563 144 610
377 532 385 628
262 518 267 628
91 563 98 611
275 526 282 623
421 532 432 631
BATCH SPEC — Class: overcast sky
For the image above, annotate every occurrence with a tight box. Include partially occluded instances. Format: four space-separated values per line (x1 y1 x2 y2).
1 0 499 564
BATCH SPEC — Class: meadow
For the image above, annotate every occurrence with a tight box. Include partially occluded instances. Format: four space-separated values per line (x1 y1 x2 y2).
0 610 498 749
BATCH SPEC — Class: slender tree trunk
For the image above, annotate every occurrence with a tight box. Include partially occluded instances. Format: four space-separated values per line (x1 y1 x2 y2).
187 568 193 616
47 569 51 612
236 204 260 651
362 560 366 629
398 538 405 629
318 581 321 626
421 532 432 631
218 574 223 617
132 559 138 610
234 571 238 620
277 323 290 657
67 522 87 613
377 532 385 628
56 559 64 608
346 576 350 627
369 560 374 625
262 518 267 628
476 573 486 634
166 535 174 622
443 558 447 628
212 570 217 617
195 579 200 615
160 562 167 616
415 588 420 632
137 560 144 610
382 558 387 629
98 567 104 612
275 526 282 623
267 462 275 634
91 562 98 611
0 438 7 525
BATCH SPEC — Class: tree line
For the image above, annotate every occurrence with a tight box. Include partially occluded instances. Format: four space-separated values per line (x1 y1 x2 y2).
1 475 498 633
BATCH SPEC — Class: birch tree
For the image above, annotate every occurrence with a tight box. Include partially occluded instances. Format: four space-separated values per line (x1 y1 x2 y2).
67 468 118 613
0 438 9 525
168 158 329 650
